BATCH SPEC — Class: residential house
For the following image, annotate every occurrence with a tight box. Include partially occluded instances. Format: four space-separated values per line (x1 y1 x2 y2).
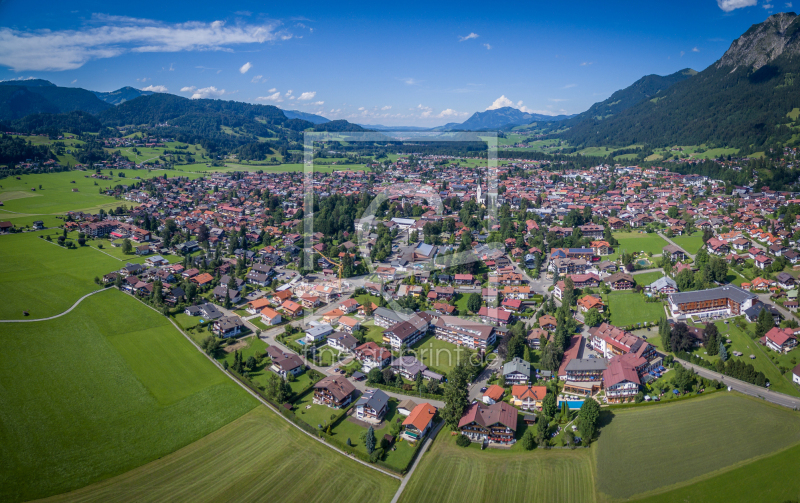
762 327 798 353
267 346 305 379
510 385 547 411
260 307 282 326
354 342 392 371
213 316 245 338
503 357 531 384
458 401 517 445
327 331 359 352
313 375 356 408
355 389 390 423
482 384 505 405
402 403 437 441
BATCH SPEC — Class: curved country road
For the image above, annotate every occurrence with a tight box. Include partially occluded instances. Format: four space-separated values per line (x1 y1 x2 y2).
0 288 111 323
676 357 800 409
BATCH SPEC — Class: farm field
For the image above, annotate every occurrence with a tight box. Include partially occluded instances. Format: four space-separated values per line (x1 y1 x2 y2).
595 393 800 500
610 231 669 260
0 289 257 502
638 441 800 503
39 407 400 503
671 233 705 255
398 433 596 503
0 170 201 219
605 292 665 328
0 231 137 320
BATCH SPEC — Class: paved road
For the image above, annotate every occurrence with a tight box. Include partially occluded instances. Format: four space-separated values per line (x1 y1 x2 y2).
468 356 503 401
0 288 111 323
676 357 800 409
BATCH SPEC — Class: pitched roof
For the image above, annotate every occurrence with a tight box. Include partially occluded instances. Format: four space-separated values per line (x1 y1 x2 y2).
457 401 517 431
402 403 437 431
314 375 356 401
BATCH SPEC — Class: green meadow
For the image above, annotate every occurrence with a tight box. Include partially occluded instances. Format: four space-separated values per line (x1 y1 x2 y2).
0 289 257 502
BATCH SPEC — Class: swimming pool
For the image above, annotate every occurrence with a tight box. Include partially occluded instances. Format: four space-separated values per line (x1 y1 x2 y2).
296 339 306 346
559 400 585 409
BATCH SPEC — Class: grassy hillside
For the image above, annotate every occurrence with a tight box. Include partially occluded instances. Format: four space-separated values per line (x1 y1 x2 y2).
0 289 257 502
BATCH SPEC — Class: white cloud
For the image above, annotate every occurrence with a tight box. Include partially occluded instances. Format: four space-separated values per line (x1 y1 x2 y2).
716 0 757 11
437 109 463 118
256 92 283 102
486 95 514 110
358 107 365 110
189 86 225 99
136 77 149 82
548 98 568 102
692 47 700 52
297 91 316 100
251 74 263 83
763 2 774 7
180 86 196 92
416 104 433 118
680 51 686 57
483 43 492 50
71 79 77 83
268 88 277 93
381 105 392 110
308 101 324 105
458 32 479 41
141 84 168 92
402 77 420 85
787 2 793 7
286 89 293 95
581 61 593 66
239 62 252 74
562 83 577 89
0 16 293 71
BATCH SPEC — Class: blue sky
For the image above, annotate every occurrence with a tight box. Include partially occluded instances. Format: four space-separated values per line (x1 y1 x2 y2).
0 0 792 125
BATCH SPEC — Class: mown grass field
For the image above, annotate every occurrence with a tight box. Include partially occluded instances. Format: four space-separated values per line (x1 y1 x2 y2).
638 441 800 503
0 290 257 502
632 271 664 286
0 170 201 219
415 334 469 375
610 232 669 259
398 433 596 503
595 393 800 500
39 407 400 503
605 292 665 327
671 233 705 255
0 232 134 320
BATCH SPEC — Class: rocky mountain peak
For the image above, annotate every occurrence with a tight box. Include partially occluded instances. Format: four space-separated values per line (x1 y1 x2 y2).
717 12 799 71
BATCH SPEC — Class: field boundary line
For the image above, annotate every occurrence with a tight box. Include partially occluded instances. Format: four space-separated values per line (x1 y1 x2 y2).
123 290 403 482
0 288 111 322
89 245 126 262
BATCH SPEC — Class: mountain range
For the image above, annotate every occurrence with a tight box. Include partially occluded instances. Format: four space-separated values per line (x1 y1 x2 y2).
556 12 800 150
2 13 800 153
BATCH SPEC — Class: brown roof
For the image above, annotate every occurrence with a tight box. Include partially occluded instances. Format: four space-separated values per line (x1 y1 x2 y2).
314 375 356 401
